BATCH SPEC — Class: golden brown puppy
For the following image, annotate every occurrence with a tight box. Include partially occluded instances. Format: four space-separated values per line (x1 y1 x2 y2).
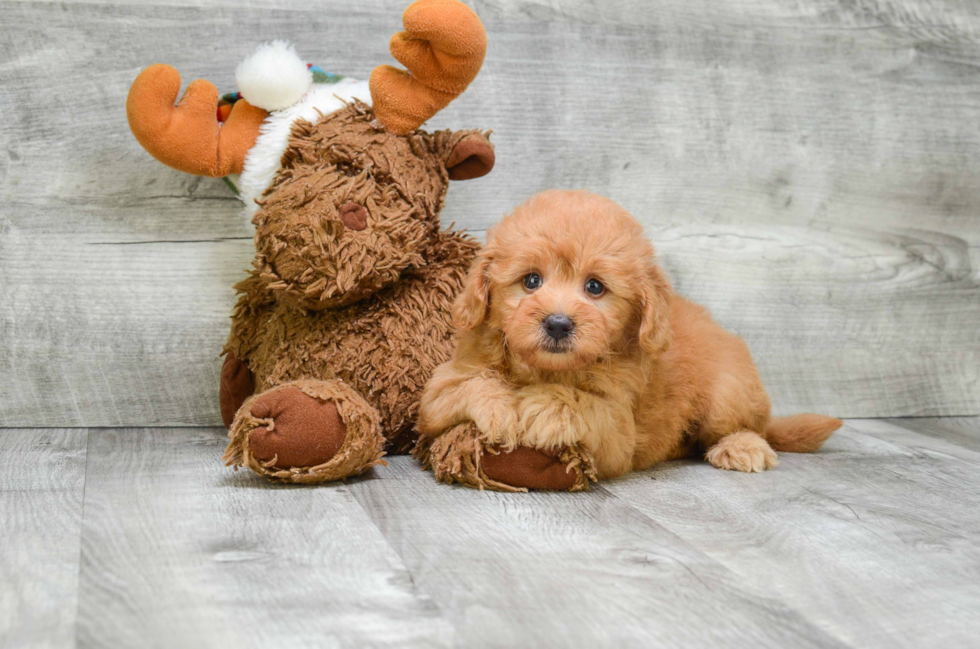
417 189 842 489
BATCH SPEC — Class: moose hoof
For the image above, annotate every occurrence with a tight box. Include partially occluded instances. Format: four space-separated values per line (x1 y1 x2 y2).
247 386 347 469
417 423 596 492
482 446 579 491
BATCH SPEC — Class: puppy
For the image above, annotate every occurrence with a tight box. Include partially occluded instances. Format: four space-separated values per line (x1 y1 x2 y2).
417 190 841 487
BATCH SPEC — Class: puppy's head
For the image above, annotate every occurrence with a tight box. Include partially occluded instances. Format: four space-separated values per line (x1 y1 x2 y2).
454 190 673 372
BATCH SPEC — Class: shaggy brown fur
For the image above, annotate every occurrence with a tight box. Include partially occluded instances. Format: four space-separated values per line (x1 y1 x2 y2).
416 190 843 490
221 102 492 483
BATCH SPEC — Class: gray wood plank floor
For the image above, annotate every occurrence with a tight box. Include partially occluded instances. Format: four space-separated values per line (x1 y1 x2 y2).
0 430 86 648
3 418 979 648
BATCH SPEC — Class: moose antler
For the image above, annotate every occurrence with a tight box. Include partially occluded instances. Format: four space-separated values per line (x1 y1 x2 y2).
126 64 268 177
370 0 487 135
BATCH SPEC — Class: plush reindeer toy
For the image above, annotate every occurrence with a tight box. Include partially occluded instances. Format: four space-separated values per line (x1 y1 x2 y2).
127 0 494 483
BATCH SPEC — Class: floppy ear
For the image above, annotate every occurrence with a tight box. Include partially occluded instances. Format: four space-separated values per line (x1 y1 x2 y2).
452 248 493 329
638 264 673 355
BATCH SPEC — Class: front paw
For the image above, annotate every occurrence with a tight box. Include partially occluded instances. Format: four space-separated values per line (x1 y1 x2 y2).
470 399 520 447
516 386 585 451
415 422 596 492
482 445 589 491
223 379 386 484
245 386 346 469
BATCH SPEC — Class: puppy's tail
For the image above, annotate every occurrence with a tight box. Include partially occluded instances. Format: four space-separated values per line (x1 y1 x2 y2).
765 414 843 453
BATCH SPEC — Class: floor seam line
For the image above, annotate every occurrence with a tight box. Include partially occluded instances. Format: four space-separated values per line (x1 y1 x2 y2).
345 466 456 642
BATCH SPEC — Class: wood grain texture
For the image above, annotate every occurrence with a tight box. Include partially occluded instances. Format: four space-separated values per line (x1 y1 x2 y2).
3 419 980 646
351 457 846 648
601 419 980 648
0 429 87 649
75 428 451 648
884 415 980 452
1 0 978 425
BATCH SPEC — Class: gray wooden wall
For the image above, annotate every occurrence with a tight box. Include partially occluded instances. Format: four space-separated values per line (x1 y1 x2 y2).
1 0 978 426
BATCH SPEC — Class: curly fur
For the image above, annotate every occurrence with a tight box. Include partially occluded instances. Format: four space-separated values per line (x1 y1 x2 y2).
253 102 479 310
418 190 842 480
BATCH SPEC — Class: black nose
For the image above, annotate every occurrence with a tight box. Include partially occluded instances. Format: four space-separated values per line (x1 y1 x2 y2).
543 314 574 341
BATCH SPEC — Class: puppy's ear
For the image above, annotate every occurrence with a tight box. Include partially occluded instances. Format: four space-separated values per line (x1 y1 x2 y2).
453 249 493 330
638 264 673 355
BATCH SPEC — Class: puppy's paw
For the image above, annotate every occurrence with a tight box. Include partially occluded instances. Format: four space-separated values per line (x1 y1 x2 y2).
706 431 778 473
516 385 586 450
470 398 521 447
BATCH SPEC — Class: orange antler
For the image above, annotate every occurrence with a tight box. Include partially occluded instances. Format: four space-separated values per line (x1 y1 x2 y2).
370 0 487 135
126 64 268 177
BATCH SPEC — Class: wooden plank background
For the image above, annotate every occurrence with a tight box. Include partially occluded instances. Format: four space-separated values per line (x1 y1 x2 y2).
1 0 978 426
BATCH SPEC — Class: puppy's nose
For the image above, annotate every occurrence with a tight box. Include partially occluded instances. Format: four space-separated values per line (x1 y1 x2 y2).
543 314 574 341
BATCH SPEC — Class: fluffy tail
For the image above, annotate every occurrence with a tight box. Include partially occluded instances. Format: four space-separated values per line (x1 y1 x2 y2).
766 414 843 453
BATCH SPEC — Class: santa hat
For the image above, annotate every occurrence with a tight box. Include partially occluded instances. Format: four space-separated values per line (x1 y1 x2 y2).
229 41 372 218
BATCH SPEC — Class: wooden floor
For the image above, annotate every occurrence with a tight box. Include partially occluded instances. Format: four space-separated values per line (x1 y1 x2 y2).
2 418 978 648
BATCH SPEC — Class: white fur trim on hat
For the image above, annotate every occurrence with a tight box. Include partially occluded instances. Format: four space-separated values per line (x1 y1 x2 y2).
236 41 313 112
237 78 372 225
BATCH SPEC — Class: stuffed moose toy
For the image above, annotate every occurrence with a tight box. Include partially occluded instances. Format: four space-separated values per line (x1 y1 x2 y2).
129 0 593 490
126 0 517 485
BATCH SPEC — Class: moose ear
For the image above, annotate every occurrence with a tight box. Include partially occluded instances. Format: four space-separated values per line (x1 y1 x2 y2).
446 133 495 181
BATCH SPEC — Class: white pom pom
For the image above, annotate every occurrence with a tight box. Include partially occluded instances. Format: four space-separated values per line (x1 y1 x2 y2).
236 41 312 112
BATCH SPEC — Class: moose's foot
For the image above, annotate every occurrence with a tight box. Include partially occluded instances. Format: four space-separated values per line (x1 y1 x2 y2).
414 422 596 493
223 379 386 484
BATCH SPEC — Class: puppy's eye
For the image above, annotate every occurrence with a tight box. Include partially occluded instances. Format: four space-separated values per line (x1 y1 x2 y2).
585 278 605 296
523 273 543 290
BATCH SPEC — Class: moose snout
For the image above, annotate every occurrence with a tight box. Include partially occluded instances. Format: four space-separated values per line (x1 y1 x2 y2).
339 201 368 231
543 313 575 342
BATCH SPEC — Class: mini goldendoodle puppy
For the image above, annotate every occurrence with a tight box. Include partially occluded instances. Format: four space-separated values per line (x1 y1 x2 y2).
416 189 842 491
